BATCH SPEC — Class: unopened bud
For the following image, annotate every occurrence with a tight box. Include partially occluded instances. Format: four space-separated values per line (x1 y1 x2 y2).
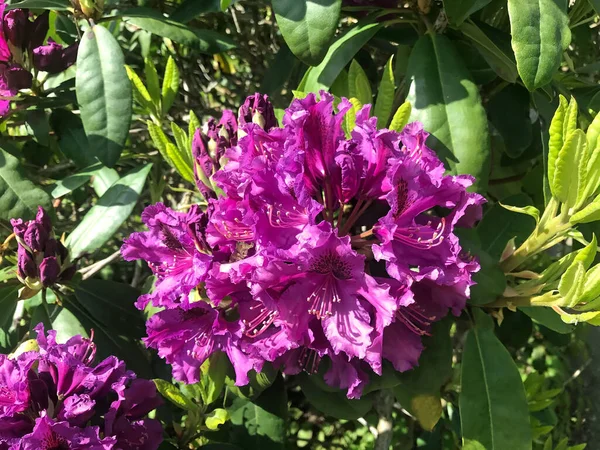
3 9 29 50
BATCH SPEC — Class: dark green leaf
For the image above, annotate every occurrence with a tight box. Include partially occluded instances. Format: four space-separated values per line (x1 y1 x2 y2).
74 279 145 337
406 33 490 191
51 110 97 168
49 163 103 199
303 19 381 93
507 0 570 91
66 164 152 259
519 307 575 334
394 319 453 431
170 0 221 23
6 0 70 10
228 375 287 450
76 25 132 167
121 8 236 54
488 85 532 158
0 285 18 350
200 445 243 450
444 0 491 25
260 43 299 96
298 373 372 420
272 0 341 66
460 309 532 450
0 147 52 222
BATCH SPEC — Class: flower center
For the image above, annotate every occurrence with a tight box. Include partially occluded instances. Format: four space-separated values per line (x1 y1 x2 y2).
309 252 352 280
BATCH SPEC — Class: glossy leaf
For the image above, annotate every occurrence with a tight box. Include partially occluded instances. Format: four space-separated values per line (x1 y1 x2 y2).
205 408 229 430
162 56 180 116
444 0 491 25
507 0 570 91
347 60 372 106
272 0 341 66
66 164 152 259
51 110 96 169
303 20 381 93
520 306 574 334
373 56 395 128
389 101 412 132
91 167 120 197
394 319 453 431
499 203 540 224
460 309 532 450
154 379 197 411
76 25 132 167
459 21 517 83
121 8 236 55
50 163 103 199
406 33 490 191
552 129 585 205
0 147 52 221
299 374 372 420
571 194 600 224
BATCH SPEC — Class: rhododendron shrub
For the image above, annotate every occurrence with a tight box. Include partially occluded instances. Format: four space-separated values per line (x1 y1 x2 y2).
122 92 484 398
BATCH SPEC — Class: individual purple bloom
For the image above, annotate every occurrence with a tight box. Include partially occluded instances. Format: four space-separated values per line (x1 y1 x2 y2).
0 355 31 417
2 9 28 49
238 93 278 131
21 414 115 450
121 203 212 309
144 302 261 385
33 40 79 74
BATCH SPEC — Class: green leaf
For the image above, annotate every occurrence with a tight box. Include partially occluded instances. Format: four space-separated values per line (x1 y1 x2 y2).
343 97 362 135
50 163 103 199
66 164 152 259
458 21 517 83
499 203 540 224
144 57 161 105
91 167 120 197
303 19 381 93
488 84 532 157
507 0 570 91
558 261 585 307
154 379 197 411
6 0 70 10
520 306 574 334
298 373 372 420
162 56 180 116
0 285 19 351
169 0 221 23
444 0 492 25
147 121 194 182
198 352 229 405
121 8 236 55
580 264 600 304
394 319 453 431
228 375 287 449
389 101 412 132
272 0 341 66
76 25 132 167
406 33 490 191
74 279 145 337
126 65 154 113
373 56 395 128
460 309 533 450
51 110 97 169
205 408 229 430
347 60 372 106
0 147 52 221
171 122 192 167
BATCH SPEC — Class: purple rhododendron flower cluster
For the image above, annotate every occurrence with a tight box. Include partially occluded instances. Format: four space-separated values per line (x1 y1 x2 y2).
122 92 484 398
0 324 163 449
0 0 78 116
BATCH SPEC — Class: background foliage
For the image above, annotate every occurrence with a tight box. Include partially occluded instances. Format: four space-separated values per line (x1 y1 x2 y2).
2 0 600 448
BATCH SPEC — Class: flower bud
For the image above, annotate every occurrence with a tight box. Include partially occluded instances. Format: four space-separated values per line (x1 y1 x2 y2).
33 40 78 74
28 11 49 50
40 256 60 287
238 93 277 131
3 64 32 91
16 245 37 280
192 129 216 199
3 9 29 50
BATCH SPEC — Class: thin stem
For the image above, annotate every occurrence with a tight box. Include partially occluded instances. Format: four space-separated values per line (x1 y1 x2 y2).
373 390 394 450
79 250 122 280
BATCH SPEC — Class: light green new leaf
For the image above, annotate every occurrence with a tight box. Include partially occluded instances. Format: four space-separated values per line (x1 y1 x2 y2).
125 65 154 113
272 0 341 66
499 203 540 224
558 261 585 307
389 101 411 132
144 57 161 105
66 164 152 259
162 56 180 116
0 148 52 221
507 0 570 91
551 129 585 204
76 25 132 168
574 234 597 271
406 33 490 191
444 0 491 25
344 97 362 135
303 20 381 93
579 264 600 305
205 408 229 430
348 60 372 106
154 379 197 411
460 309 532 450
147 121 194 182
171 122 192 166
571 193 600 224
373 56 395 128
548 95 568 189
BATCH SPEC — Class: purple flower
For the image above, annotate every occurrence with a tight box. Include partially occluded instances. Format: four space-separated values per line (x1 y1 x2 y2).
33 40 79 74
0 324 163 449
123 91 483 398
